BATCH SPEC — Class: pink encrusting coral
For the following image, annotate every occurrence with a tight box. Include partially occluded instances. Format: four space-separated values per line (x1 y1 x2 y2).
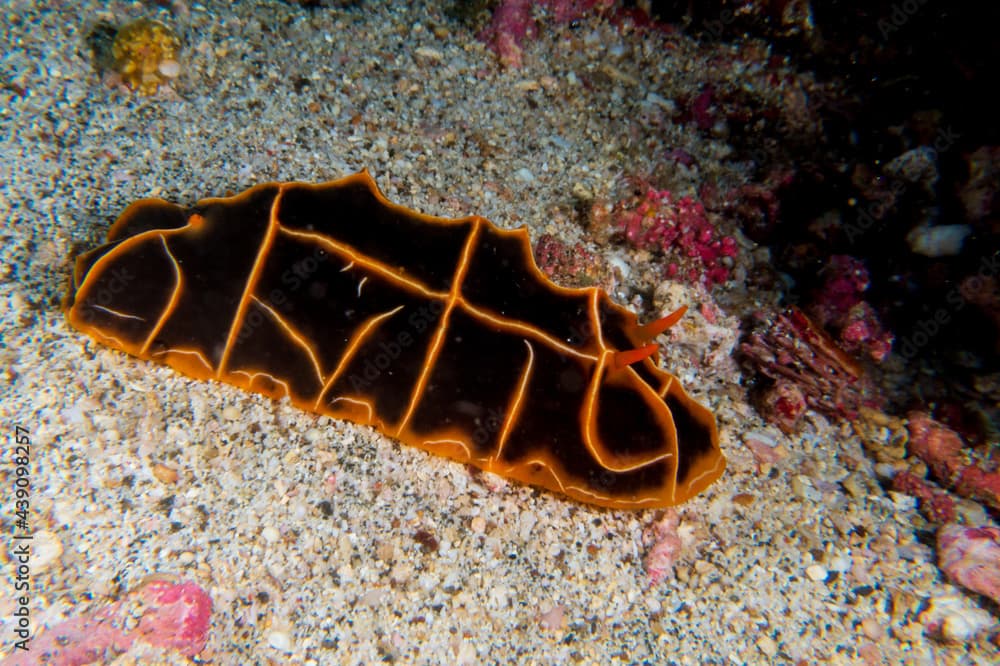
813 255 870 317
135 579 212 656
907 412 1000 512
1 579 212 666
808 255 893 363
937 524 1000 605
479 0 614 67
615 188 739 286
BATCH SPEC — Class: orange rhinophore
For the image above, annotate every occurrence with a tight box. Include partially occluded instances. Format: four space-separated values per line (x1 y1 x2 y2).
66 171 725 508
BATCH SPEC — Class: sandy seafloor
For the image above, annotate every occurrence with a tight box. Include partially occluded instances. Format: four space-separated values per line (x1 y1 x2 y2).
1 1 997 664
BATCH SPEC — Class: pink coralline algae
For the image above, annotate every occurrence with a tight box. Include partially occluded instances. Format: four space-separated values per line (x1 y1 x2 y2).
937 524 1000 605
1 579 211 666
479 0 614 67
808 255 893 363
907 411 1000 512
616 188 739 286
740 306 878 432
643 509 682 585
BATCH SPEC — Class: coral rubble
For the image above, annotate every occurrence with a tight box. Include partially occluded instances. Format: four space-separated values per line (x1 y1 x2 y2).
907 412 1000 513
643 509 682 586
740 307 877 431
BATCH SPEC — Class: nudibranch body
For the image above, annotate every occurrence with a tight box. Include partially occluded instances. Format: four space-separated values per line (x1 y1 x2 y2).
67 171 725 508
